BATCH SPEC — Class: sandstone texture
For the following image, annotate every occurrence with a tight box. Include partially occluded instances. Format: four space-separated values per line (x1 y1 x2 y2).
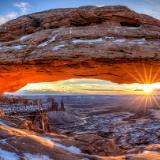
0 6 160 92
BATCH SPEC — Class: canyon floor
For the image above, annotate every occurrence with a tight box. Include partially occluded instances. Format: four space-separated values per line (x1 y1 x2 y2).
0 95 160 160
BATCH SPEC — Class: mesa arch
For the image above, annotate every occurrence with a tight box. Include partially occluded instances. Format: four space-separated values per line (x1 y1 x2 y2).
1 61 160 93
0 6 160 93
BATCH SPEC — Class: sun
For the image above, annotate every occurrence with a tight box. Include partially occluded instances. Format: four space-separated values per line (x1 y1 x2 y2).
142 84 154 94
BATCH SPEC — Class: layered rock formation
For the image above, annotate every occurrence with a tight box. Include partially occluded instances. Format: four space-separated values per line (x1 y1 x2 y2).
0 6 160 92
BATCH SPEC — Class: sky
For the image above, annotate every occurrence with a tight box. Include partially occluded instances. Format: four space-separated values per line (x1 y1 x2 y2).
0 0 160 25
14 79 160 95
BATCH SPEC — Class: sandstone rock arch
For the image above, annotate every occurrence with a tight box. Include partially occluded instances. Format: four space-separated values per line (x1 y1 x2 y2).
0 6 160 93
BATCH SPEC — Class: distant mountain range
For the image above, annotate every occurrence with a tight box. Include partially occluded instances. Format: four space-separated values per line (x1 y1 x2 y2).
3 90 92 96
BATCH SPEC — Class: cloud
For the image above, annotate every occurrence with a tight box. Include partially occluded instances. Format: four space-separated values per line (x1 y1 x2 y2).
0 12 18 25
82 88 123 92
14 2 30 14
95 4 105 7
134 89 143 91
59 78 110 85
0 2 30 25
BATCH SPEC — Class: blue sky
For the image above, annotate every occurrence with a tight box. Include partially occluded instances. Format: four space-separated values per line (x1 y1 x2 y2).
0 0 160 25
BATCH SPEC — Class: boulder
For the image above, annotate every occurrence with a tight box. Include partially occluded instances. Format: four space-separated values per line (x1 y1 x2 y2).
74 134 124 156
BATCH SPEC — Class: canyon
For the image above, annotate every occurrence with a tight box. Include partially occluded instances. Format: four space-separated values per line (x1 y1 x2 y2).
0 95 160 160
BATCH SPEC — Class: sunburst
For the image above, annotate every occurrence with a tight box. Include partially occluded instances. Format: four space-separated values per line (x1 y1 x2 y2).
142 84 154 94
125 63 160 113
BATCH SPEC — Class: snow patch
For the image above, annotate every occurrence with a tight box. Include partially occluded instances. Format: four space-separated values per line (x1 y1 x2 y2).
20 34 32 41
0 137 9 144
128 38 146 45
38 41 49 48
0 149 19 160
72 38 104 44
13 45 22 49
126 27 140 30
24 153 52 160
105 36 115 40
113 39 126 43
38 35 57 48
53 44 65 51
0 45 23 50
50 35 57 42
41 136 81 154
0 120 6 125
54 142 81 154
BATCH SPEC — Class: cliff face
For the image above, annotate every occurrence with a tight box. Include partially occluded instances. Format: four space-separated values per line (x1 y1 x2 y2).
0 6 160 92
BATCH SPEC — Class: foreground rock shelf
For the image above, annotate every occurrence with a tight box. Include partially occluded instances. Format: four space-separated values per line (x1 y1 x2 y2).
1 117 160 160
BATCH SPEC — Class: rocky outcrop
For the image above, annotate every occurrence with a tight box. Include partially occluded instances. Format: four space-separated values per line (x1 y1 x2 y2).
0 6 160 92
73 134 124 156
0 119 84 160
0 117 160 160
0 96 59 114
0 6 160 42
48 111 82 127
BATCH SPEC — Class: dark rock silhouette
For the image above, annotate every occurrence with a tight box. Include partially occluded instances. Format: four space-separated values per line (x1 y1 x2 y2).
33 110 50 132
60 99 65 111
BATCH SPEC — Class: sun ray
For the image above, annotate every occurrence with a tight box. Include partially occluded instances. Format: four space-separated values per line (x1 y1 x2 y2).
128 95 147 113
134 65 146 83
152 95 160 109
136 96 146 112
123 63 142 84
142 63 148 83
127 95 140 111
148 65 153 84
148 95 152 108
144 95 149 114
125 62 145 84
125 70 142 84
151 67 160 83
